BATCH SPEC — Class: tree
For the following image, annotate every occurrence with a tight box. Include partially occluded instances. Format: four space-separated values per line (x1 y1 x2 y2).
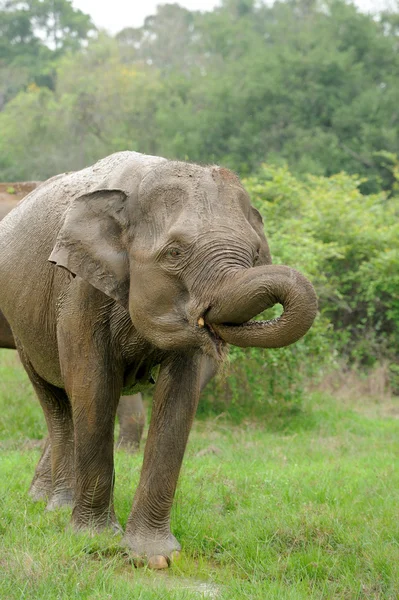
2 0 399 193
0 35 166 179
116 3 201 75
0 0 95 106
30 0 95 51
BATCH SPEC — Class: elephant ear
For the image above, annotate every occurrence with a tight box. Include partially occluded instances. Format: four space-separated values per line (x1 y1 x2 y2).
49 151 167 308
49 188 130 308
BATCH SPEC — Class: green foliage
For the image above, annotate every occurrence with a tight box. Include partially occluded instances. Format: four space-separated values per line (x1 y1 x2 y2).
0 35 167 179
201 165 398 413
0 0 95 108
246 165 399 364
116 0 399 190
1 0 95 53
2 0 399 193
200 314 334 420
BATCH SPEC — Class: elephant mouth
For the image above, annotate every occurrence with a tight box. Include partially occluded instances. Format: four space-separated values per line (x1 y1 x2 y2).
197 314 226 355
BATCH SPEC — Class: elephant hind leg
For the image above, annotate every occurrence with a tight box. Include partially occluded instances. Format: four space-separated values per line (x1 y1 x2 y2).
16 343 75 510
116 394 145 451
29 437 52 501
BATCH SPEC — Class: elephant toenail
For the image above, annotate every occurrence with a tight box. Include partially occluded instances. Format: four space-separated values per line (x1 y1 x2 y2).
148 555 169 569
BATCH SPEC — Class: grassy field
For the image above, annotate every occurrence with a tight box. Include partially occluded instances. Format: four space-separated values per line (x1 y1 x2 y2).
0 349 398 599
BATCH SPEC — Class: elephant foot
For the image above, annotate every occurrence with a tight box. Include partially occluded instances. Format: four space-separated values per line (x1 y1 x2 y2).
122 530 181 569
71 507 123 535
46 488 74 511
29 478 52 502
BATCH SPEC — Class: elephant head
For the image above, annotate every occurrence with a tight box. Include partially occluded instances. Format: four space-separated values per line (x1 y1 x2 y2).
49 152 317 359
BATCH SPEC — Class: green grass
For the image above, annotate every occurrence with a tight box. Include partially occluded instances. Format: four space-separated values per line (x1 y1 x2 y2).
0 349 398 599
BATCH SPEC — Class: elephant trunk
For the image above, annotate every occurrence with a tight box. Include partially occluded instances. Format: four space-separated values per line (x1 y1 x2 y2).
206 265 317 348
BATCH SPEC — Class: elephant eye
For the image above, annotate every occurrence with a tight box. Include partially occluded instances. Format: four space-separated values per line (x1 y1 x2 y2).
167 248 181 258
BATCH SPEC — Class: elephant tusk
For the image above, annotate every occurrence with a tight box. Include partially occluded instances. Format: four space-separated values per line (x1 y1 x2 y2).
197 317 205 328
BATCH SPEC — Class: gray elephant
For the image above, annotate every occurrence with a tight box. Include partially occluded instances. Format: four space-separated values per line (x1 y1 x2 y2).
0 187 33 349
0 185 146 450
0 152 317 568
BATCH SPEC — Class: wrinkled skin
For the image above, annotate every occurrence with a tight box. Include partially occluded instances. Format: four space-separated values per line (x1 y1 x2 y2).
0 186 146 450
0 152 317 568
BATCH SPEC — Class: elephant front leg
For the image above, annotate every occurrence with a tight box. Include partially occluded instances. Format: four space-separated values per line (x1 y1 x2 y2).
67 373 122 533
122 353 201 569
58 290 125 532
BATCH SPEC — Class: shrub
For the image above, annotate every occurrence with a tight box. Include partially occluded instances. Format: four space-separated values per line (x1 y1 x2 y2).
201 165 399 415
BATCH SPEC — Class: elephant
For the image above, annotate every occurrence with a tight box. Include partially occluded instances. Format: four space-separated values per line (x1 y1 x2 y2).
0 184 146 450
0 151 317 569
0 188 32 348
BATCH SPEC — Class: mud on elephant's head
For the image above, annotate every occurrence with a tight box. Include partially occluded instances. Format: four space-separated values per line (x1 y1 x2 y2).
50 154 317 359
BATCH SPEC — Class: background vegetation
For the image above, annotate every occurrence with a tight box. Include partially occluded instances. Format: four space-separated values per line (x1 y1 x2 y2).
1 0 398 404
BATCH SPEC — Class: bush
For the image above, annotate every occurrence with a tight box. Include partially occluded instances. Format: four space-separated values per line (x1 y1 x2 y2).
247 164 399 365
199 313 334 421
201 164 399 416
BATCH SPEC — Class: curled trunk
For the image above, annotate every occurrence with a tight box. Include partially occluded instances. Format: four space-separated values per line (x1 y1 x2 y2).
207 265 317 348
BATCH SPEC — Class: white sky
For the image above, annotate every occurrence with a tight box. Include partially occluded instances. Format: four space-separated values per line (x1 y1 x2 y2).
71 0 393 34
